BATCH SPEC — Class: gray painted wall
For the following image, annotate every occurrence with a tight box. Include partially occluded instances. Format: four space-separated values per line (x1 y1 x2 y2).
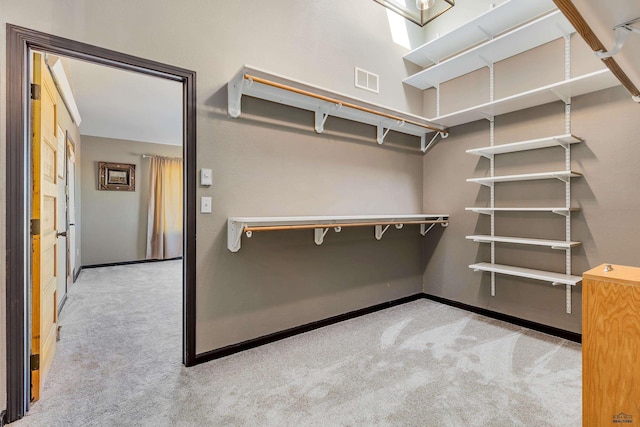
80 136 182 266
0 0 430 358
1 0 638 414
422 35 640 333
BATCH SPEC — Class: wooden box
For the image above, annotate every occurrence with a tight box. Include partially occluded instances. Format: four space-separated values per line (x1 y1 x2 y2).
583 264 640 426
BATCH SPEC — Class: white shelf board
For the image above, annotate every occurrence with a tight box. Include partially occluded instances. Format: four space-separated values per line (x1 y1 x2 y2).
469 262 582 286
430 69 620 128
467 170 581 186
404 10 574 90
229 214 448 227
466 235 581 249
228 65 442 149
466 134 582 158
228 214 450 252
466 207 579 215
404 0 556 68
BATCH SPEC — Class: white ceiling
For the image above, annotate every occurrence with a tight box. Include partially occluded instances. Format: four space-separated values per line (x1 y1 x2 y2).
64 57 183 146
572 0 640 98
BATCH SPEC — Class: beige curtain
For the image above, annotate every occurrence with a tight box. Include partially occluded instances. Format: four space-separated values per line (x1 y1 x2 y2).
146 156 183 259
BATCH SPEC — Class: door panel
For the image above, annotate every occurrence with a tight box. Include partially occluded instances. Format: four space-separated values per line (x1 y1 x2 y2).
57 125 67 312
31 52 58 401
67 138 76 284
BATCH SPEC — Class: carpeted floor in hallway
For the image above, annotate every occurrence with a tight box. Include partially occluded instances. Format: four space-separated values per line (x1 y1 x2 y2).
12 260 581 426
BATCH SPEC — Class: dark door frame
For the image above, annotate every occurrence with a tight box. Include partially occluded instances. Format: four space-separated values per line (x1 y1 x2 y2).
5 24 197 423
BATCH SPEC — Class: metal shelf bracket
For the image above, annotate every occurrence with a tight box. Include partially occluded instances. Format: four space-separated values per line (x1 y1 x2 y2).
422 131 449 153
314 227 330 245
227 72 246 118
420 218 448 236
313 226 343 245
377 126 391 145
374 223 405 240
596 18 640 59
315 110 330 133
228 221 247 253
375 224 390 240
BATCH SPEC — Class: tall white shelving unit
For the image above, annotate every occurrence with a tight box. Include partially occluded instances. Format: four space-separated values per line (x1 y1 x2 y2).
465 133 584 314
403 0 622 312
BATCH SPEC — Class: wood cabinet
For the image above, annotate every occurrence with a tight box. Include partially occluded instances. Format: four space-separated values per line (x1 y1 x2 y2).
583 264 640 426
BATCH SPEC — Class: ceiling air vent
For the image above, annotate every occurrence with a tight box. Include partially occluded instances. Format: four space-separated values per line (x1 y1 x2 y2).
355 67 379 93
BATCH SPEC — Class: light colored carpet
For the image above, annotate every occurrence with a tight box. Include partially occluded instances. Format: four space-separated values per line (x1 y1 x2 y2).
13 260 581 426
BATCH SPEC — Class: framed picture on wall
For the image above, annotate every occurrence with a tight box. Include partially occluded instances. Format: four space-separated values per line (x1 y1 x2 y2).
99 162 136 191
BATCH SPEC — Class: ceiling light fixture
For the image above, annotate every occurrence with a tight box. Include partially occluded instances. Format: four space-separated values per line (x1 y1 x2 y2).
374 0 455 27
416 0 435 11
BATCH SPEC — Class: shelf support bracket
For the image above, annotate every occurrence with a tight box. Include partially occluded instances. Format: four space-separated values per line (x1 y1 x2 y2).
477 55 493 68
476 25 494 40
596 19 640 59
422 131 449 153
227 221 247 252
420 223 436 236
477 111 494 122
314 227 330 245
422 52 439 65
552 209 570 217
375 224 391 240
377 126 391 145
227 72 246 118
550 88 570 105
422 217 448 236
315 110 330 134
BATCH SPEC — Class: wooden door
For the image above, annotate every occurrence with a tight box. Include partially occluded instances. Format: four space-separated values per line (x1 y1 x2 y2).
31 53 59 401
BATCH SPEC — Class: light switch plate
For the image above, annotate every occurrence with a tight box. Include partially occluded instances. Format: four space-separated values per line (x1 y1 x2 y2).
201 196 212 214
200 168 213 186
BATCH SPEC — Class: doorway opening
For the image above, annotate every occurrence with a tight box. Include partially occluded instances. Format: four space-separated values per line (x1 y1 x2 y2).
6 24 196 423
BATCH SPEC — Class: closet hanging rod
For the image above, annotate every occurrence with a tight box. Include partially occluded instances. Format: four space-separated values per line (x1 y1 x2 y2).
243 219 448 233
243 73 446 134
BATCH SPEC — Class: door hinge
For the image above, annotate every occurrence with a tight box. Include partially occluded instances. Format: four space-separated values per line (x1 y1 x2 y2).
30 354 40 371
31 219 41 236
31 83 41 100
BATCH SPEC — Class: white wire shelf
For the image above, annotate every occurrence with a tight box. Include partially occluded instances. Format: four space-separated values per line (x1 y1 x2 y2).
466 235 581 249
465 207 579 216
404 0 556 68
466 134 583 158
227 65 445 151
227 214 450 252
429 69 620 128
469 262 582 286
404 10 574 90
467 170 582 186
